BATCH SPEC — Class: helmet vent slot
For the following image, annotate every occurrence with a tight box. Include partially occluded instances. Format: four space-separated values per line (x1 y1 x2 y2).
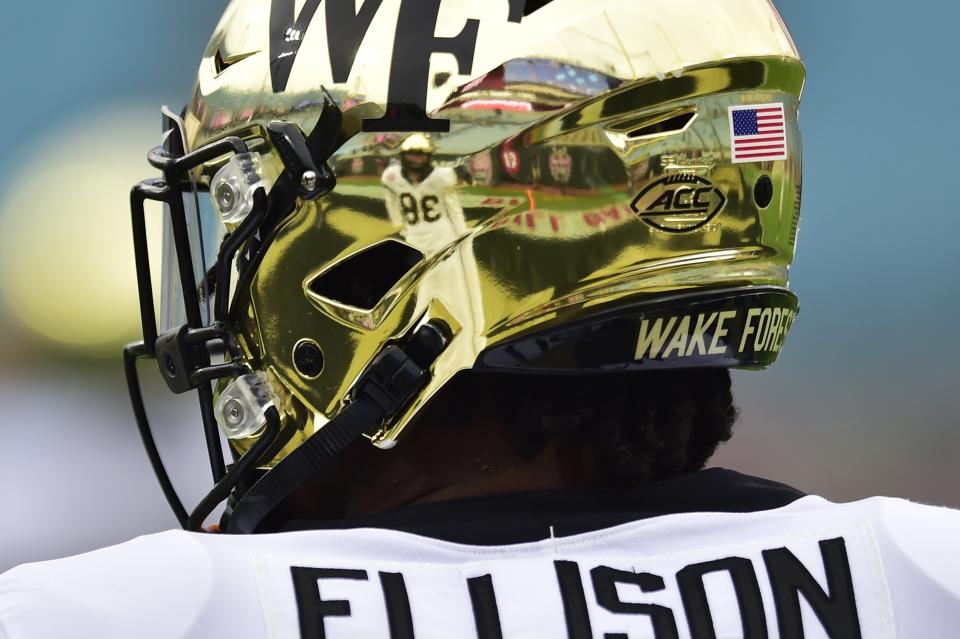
308 240 424 311
626 111 696 140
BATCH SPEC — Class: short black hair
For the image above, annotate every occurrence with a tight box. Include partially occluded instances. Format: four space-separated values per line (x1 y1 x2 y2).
273 368 738 528
446 368 737 486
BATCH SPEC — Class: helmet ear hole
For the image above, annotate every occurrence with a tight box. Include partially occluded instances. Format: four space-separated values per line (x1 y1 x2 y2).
754 175 774 209
293 339 325 378
308 240 424 311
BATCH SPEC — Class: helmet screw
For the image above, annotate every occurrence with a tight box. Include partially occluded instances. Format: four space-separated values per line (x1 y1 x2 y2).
214 181 237 213
293 339 324 378
300 170 318 192
163 354 177 377
223 398 246 427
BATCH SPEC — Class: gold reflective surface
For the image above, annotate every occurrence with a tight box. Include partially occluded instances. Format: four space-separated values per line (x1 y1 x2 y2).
182 0 804 459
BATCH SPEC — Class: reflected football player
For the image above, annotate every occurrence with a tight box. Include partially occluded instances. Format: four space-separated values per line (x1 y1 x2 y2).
382 133 471 256
381 133 485 347
2 0 958 638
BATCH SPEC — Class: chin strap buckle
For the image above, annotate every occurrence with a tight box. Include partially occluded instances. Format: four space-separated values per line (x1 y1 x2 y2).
223 320 451 534
354 320 452 419
354 345 429 418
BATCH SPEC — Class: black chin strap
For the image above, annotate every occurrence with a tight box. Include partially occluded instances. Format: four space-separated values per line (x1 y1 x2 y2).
225 323 448 534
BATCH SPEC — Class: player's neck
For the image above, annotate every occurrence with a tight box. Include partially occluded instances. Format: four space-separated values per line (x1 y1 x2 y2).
331 412 597 519
341 438 591 518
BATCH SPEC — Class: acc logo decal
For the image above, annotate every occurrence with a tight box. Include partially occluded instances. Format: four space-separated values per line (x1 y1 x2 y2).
630 174 726 232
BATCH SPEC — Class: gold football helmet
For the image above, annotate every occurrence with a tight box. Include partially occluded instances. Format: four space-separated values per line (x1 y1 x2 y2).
126 0 804 532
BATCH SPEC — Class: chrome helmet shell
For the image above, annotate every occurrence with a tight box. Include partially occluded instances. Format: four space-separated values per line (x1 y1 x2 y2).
127 0 804 532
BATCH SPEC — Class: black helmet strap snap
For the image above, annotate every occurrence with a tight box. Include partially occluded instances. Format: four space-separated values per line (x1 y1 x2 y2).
225 321 450 534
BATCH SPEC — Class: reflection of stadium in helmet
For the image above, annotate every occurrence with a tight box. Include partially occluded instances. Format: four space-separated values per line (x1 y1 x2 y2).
122 0 806 534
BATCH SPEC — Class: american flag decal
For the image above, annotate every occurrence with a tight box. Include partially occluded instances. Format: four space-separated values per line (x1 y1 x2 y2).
728 103 788 163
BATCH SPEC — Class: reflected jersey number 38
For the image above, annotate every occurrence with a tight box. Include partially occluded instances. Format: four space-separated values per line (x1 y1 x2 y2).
400 193 441 225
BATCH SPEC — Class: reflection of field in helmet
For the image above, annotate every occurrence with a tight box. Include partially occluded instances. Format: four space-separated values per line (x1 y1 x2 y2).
317 60 802 368
379 134 486 368
443 58 623 112
247 60 803 460
381 133 469 256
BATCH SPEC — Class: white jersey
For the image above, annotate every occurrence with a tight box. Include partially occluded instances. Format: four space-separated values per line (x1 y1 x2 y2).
2 495 959 638
381 164 467 256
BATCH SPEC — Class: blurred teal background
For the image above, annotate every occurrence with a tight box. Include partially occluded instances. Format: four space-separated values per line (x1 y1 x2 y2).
0 1 956 572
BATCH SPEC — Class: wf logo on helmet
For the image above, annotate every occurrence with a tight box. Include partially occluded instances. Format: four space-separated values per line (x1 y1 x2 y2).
630 174 727 232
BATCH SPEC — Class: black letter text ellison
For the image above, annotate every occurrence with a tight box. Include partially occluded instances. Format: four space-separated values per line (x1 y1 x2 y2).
676 557 768 639
554 561 594 639
591 565 679 639
291 567 369 639
379 571 416 639
468 574 505 639
763 538 862 639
